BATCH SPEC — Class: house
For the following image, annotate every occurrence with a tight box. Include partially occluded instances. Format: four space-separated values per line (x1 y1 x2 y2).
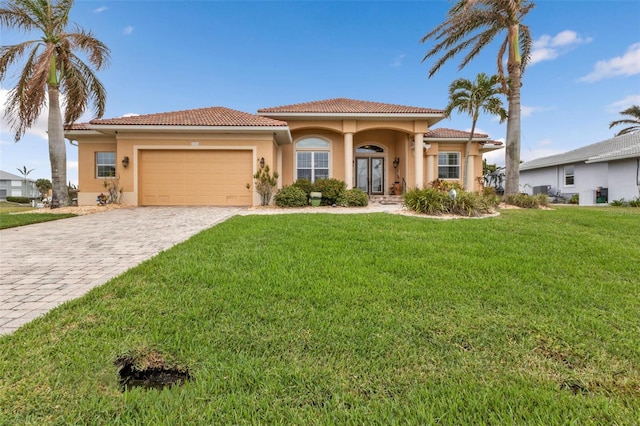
519 132 640 204
65 98 503 206
0 170 39 200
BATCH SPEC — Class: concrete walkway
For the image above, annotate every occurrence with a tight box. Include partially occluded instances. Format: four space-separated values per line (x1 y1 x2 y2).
0 207 242 335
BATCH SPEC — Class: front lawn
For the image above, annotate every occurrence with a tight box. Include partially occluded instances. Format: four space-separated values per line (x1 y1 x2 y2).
0 202 76 229
1 208 638 424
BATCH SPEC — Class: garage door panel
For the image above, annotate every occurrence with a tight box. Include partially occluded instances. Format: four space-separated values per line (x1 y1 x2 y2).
139 150 253 206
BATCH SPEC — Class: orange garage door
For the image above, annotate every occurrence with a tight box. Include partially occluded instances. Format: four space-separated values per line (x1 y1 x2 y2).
139 150 253 206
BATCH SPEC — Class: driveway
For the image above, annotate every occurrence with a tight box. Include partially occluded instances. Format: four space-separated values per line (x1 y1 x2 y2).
0 207 242 335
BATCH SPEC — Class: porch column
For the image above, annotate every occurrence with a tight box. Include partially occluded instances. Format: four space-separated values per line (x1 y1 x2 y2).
277 145 283 188
414 133 424 188
344 132 354 189
426 154 435 184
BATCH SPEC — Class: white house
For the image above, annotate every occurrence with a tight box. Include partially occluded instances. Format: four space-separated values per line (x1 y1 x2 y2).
0 170 39 200
519 132 640 205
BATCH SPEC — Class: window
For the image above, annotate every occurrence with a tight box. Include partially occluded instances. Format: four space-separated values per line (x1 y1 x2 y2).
438 152 460 179
96 152 116 178
564 165 575 186
295 138 330 182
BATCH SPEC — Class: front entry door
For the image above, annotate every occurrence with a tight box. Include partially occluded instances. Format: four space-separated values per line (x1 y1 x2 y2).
356 157 384 195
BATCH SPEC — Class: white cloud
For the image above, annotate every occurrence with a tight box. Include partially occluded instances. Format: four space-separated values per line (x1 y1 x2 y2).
520 105 549 117
538 139 553 146
606 95 640 113
390 54 405 67
530 30 592 65
121 113 140 117
123 26 134 36
94 6 107 13
580 43 640 83
67 160 78 170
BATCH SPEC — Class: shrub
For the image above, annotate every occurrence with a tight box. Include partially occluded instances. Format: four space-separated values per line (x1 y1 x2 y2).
629 197 640 208
429 179 463 192
337 188 369 207
313 178 346 206
503 193 549 209
292 179 313 198
274 185 308 207
5 196 32 204
610 199 627 207
403 188 493 217
254 165 279 206
569 194 579 204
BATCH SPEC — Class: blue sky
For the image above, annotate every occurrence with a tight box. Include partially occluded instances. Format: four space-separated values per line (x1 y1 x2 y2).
1 0 639 185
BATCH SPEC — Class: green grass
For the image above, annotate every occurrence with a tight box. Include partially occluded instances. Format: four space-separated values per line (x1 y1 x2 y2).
1 208 638 424
0 202 76 229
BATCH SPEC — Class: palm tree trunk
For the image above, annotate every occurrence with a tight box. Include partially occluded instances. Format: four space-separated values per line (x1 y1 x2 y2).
504 25 522 196
464 120 477 191
48 85 70 206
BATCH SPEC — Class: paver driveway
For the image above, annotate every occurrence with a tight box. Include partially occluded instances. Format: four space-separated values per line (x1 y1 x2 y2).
0 207 242 335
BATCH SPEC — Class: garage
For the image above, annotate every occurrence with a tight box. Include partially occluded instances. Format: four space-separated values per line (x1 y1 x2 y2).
138 149 253 206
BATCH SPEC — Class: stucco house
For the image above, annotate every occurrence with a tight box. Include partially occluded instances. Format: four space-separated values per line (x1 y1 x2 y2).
65 98 502 206
519 132 640 204
0 170 38 200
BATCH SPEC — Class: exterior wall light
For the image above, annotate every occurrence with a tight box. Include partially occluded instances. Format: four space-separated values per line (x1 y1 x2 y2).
122 156 130 168
393 157 400 169
259 157 265 168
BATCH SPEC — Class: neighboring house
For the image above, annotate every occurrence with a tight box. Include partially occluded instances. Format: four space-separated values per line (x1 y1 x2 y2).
520 132 640 204
65 98 502 207
0 170 39 200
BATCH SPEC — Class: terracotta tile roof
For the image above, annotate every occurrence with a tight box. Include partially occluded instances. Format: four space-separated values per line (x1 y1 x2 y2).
425 128 489 139
64 123 92 130
258 98 443 114
89 107 288 127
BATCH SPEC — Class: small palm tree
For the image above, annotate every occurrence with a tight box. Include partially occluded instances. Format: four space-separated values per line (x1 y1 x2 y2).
0 0 110 206
16 165 34 197
444 73 507 190
421 0 534 195
609 105 640 136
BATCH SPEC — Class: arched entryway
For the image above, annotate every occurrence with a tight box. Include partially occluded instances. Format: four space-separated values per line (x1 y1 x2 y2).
355 144 385 195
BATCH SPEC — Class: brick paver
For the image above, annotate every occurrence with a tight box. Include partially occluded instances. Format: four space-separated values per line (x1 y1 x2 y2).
0 207 242 335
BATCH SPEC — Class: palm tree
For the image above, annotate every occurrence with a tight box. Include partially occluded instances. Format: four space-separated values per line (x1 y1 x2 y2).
444 73 507 190
0 0 110 206
16 165 34 197
421 0 534 195
609 105 640 136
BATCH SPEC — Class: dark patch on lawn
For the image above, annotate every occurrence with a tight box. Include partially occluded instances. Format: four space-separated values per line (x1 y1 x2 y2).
114 350 191 391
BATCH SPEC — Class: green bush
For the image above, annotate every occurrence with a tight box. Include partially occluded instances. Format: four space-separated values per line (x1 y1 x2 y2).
610 198 628 207
403 188 494 217
629 197 640 208
292 179 313 198
429 179 463 192
5 196 33 204
274 185 309 207
337 188 369 207
503 193 549 208
313 178 346 206
569 194 579 205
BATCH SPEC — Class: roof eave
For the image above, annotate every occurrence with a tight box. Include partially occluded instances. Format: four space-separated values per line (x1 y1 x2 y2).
480 144 504 153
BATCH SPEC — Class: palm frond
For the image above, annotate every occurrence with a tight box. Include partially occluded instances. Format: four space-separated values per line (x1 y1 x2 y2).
609 105 640 135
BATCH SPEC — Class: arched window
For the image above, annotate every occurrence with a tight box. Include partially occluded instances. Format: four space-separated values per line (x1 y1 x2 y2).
356 145 384 154
296 137 330 182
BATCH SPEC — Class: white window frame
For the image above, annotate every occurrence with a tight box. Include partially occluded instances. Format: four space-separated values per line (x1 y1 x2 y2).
564 165 575 186
96 152 116 178
295 137 331 183
438 152 461 180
